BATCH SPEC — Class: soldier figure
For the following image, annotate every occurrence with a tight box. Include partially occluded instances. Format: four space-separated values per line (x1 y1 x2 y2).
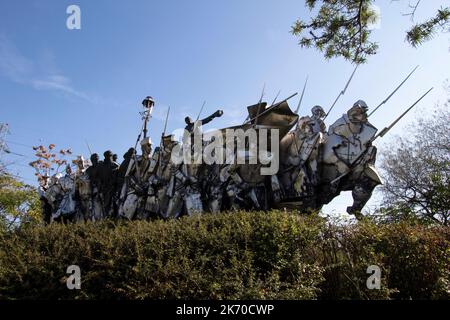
144 146 163 215
310 105 327 133
118 138 153 220
134 138 154 219
220 163 260 211
321 100 381 217
279 116 324 200
38 175 52 224
54 165 77 222
324 100 375 173
73 156 91 221
86 153 104 220
45 173 63 222
184 110 223 133
155 135 183 218
112 154 119 166
204 163 223 213
98 150 119 217
116 148 135 196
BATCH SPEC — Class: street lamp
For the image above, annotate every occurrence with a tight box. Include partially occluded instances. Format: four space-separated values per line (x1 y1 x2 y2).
141 96 155 138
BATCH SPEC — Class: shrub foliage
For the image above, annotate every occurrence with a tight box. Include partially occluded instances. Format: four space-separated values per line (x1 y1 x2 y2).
0 211 448 300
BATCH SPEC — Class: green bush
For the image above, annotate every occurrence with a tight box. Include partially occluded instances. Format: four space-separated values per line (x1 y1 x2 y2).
0 211 448 300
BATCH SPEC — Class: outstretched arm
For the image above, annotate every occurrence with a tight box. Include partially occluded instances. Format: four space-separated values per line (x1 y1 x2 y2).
200 110 223 126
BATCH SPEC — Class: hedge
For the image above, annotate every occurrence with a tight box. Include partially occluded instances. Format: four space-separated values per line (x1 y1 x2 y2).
0 211 448 299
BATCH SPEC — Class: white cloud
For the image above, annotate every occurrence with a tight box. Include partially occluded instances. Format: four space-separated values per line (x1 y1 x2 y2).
0 35 91 101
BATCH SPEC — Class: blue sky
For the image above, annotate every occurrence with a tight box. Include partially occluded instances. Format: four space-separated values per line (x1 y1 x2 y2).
1 0 449 216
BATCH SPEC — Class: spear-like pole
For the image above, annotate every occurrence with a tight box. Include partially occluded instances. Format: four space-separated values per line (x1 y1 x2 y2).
270 90 281 106
84 139 92 156
252 83 266 126
368 65 419 117
196 101 206 121
295 75 309 114
158 106 170 175
324 64 359 120
163 106 170 136
372 87 433 140
243 83 266 124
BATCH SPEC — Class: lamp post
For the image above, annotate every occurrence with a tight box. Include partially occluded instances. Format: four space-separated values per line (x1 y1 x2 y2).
141 96 155 139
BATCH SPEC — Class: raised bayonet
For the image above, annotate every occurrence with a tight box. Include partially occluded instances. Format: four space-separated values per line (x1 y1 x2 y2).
84 139 92 156
163 105 170 136
325 64 359 120
295 75 308 114
270 90 281 106
195 101 206 122
243 83 266 124
373 87 433 140
158 106 171 176
368 65 419 117
253 83 266 126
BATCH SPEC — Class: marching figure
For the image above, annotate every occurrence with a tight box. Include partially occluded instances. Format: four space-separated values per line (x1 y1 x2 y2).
38 175 52 224
320 100 382 218
54 165 77 222
98 150 119 218
45 174 63 222
86 153 104 221
118 138 152 220
184 110 223 134
73 156 91 221
279 116 324 202
310 105 327 133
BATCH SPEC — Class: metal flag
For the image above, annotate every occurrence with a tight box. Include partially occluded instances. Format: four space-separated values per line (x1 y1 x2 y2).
245 92 298 125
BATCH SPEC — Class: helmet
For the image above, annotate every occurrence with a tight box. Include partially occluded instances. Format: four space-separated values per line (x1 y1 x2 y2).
311 105 326 118
140 137 152 146
162 134 177 148
353 100 369 112
103 150 113 158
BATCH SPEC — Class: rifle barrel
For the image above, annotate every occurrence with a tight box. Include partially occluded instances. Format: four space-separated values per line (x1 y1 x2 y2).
295 75 309 114
324 64 359 119
196 101 206 121
368 65 419 117
373 87 433 140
